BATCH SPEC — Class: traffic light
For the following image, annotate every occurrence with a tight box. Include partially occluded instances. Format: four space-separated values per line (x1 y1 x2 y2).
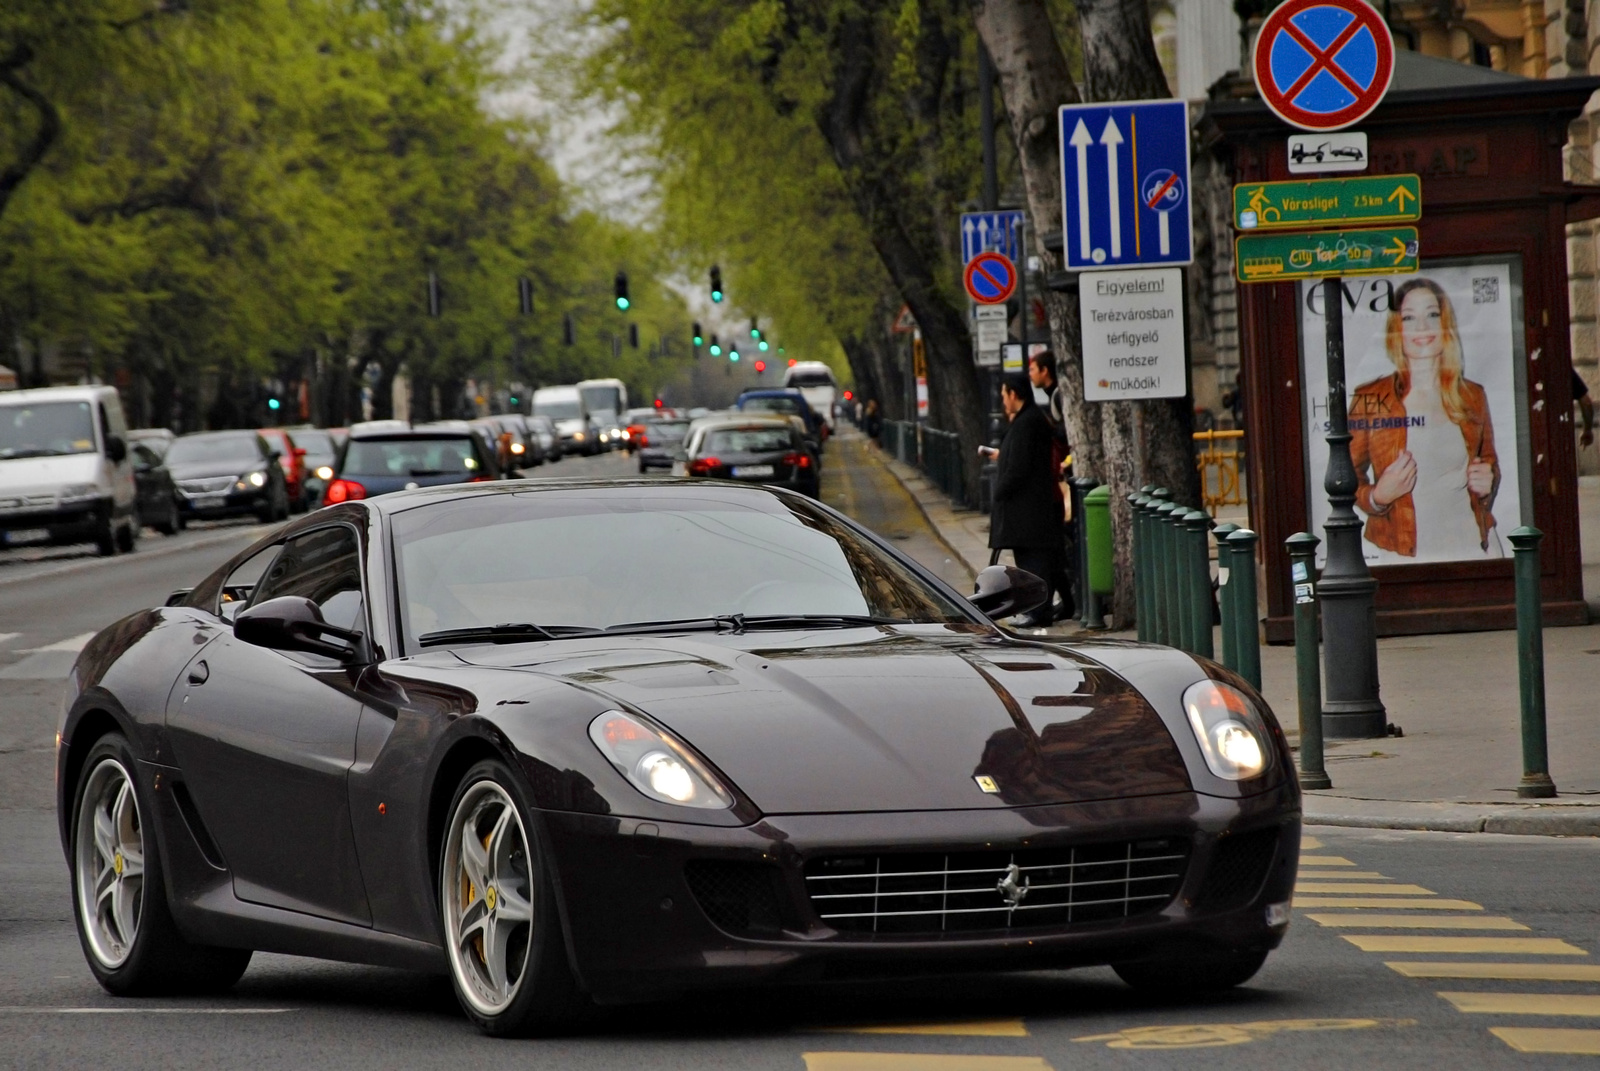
710 265 723 303
754 360 766 375
267 397 281 412
562 313 575 345
750 318 760 340
787 358 797 367
628 323 639 348
509 393 519 406
758 340 768 351
709 335 722 357
518 276 533 316
729 348 740 362
692 322 703 346
614 271 630 311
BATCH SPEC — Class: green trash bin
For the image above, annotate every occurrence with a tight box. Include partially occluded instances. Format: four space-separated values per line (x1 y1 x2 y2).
1084 485 1114 597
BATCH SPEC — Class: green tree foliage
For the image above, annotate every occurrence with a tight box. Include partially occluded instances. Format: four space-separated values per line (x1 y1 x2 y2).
0 0 689 427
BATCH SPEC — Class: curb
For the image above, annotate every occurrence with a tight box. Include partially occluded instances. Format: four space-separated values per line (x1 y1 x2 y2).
1304 796 1600 837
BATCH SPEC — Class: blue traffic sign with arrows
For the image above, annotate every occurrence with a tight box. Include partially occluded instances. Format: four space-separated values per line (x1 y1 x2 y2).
960 210 1025 266
1058 99 1192 271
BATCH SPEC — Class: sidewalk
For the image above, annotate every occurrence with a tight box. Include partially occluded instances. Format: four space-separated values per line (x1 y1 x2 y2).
863 432 1600 836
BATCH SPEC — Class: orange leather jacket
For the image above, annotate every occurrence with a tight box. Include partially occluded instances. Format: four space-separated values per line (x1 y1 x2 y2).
1348 371 1499 557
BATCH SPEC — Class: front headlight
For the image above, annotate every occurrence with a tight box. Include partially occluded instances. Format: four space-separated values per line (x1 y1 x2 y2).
247 470 267 487
314 465 334 481
59 483 101 502
1182 680 1272 781
588 710 733 809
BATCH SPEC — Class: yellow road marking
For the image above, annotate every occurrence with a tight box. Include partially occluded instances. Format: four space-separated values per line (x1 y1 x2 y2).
803 1056 1052 1071
1307 914 1526 930
1388 962 1600 981
1490 1027 1600 1055
1343 936 1587 955
1440 992 1600 1016
1298 883 1434 895
1295 872 1387 880
818 1020 1029 1037
1295 897 1483 910
1302 836 1324 849
1300 856 1355 866
1072 1018 1412 1050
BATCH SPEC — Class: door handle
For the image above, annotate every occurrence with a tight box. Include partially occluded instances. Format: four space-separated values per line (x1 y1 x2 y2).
187 660 209 686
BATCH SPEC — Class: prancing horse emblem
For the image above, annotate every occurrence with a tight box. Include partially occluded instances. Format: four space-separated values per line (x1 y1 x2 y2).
997 863 1029 908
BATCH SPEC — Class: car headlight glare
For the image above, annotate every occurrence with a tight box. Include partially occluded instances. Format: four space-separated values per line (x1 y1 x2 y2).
247 470 267 487
315 465 334 480
588 710 733 809
1182 679 1272 781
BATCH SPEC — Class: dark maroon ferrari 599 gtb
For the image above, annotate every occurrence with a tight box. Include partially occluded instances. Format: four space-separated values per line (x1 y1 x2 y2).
57 479 1300 1035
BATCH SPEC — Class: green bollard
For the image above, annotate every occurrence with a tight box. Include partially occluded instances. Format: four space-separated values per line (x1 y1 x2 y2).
1184 510 1214 659
1136 486 1156 642
1151 495 1176 645
1286 532 1332 790
1227 528 1262 689
1213 522 1240 671
1083 485 1113 628
1173 505 1197 653
1509 527 1556 798
1131 492 1150 643
1159 499 1184 649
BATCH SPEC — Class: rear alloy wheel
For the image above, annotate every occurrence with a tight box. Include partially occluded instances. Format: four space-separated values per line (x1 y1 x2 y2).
441 762 586 1036
71 734 251 994
1113 947 1269 995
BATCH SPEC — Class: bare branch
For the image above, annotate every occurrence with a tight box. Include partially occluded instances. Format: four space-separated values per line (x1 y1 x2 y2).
0 45 63 219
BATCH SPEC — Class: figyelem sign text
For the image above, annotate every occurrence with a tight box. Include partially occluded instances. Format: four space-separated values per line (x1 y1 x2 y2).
1080 267 1186 401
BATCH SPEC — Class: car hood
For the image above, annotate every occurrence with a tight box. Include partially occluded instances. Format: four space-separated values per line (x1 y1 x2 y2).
454 625 1192 814
0 453 100 491
169 459 262 480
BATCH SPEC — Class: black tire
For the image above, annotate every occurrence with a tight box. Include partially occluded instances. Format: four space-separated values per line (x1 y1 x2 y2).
116 517 137 554
156 499 180 537
274 487 290 521
94 516 117 557
70 732 252 995
1112 946 1269 996
439 759 588 1037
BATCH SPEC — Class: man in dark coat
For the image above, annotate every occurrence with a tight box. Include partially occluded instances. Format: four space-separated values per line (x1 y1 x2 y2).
985 374 1062 628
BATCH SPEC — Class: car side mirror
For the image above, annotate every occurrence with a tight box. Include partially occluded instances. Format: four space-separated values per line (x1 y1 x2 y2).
105 434 127 464
234 595 363 662
969 565 1049 621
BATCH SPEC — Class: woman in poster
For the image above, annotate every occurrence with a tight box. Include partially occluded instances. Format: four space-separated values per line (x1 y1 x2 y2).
1350 277 1502 559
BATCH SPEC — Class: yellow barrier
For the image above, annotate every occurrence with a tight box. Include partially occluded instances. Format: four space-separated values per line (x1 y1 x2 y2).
1194 429 1245 513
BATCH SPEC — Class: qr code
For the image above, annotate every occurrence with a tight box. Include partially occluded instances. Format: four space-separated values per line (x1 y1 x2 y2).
1472 277 1499 304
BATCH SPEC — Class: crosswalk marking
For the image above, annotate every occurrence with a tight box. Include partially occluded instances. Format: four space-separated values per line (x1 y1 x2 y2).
1489 1027 1600 1055
1301 836 1324 848
1387 962 1600 981
1300 855 1355 866
1342 936 1587 955
1307 914 1526 930
1439 992 1600 1016
802 1056 1053 1071
1295 871 1387 880
1295 897 1484 910
820 1020 1029 1037
1297 883 1434 895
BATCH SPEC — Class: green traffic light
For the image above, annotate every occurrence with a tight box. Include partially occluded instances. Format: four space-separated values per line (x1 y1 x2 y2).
693 335 703 346
710 344 722 356
267 398 281 411
758 340 768 351
730 350 740 362
615 297 630 311
711 290 723 303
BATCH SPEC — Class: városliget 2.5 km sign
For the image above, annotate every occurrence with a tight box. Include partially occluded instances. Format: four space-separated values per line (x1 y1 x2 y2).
1235 174 1420 230
1080 268 1187 401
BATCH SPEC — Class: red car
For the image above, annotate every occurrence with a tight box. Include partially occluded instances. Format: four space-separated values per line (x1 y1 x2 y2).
258 428 309 512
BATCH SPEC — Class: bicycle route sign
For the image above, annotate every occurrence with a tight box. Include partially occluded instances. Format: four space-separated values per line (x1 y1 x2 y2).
1253 0 1395 132
1235 226 1419 283
1234 174 1420 230
964 251 1018 305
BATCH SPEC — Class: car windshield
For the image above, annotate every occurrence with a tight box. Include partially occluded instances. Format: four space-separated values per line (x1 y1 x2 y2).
706 427 792 454
290 429 335 458
0 401 97 460
343 436 481 477
392 489 967 642
644 421 689 442
741 396 801 415
167 434 262 464
787 371 835 388
535 400 579 420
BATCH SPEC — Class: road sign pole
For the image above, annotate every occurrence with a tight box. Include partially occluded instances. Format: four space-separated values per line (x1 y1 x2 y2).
1316 277 1386 739
1015 217 1028 352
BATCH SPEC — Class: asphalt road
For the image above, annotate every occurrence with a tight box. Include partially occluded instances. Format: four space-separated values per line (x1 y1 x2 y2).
3 448 1599 1068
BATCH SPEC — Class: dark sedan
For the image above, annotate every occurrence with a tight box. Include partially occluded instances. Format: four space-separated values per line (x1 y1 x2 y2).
57 480 1299 1037
165 431 289 523
677 417 819 498
635 417 690 472
130 441 182 535
322 421 499 504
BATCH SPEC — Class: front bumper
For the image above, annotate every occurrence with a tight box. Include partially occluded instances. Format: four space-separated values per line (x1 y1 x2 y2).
0 497 110 542
178 489 269 517
542 785 1299 1003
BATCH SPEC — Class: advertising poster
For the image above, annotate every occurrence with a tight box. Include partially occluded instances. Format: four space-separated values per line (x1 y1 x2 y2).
1299 261 1524 566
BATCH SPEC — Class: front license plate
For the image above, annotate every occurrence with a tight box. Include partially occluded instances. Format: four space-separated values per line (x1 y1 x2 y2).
190 494 227 507
732 465 774 478
4 528 49 545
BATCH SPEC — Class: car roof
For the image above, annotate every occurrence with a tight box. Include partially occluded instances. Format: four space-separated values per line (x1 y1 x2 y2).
360 476 807 518
349 423 476 441
177 429 259 440
0 385 119 404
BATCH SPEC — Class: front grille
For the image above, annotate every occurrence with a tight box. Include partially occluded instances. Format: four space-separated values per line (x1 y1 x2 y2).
178 477 235 494
805 839 1189 935
0 493 56 512
1195 828 1281 911
684 861 788 936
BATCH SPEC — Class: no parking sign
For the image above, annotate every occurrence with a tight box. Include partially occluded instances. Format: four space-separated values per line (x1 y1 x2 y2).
1253 0 1394 132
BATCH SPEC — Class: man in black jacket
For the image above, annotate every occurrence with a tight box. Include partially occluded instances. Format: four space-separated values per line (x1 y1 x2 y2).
983 374 1062 628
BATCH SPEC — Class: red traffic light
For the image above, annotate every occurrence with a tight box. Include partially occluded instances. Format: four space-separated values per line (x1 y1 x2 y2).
843 390 853 400
754 360 766 374
653 398 662 408
787 358 797 367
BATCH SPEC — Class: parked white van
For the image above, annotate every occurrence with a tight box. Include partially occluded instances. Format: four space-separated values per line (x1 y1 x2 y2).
782 362 839 428
0 386 140 555
532 386 599 456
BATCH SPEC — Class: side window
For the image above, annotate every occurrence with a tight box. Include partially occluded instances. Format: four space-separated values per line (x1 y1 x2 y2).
251 526 365 633
98 405 113 451
219 543 284 622
131 443 158 470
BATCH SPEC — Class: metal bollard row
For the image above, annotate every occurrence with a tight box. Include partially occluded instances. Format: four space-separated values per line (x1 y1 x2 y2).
1128 490 1260 684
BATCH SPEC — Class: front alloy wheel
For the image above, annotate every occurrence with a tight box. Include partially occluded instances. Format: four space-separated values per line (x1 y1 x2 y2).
75 757 144 969
440 762 586 1035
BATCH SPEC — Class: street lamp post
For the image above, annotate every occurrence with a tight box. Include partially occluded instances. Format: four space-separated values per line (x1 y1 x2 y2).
1317 278 1386 739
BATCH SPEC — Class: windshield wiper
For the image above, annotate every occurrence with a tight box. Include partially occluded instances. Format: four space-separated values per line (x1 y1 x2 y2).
600 614 907 636
418 623 599 647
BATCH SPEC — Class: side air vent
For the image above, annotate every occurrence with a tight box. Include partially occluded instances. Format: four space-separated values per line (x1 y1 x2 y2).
171 780 226 870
